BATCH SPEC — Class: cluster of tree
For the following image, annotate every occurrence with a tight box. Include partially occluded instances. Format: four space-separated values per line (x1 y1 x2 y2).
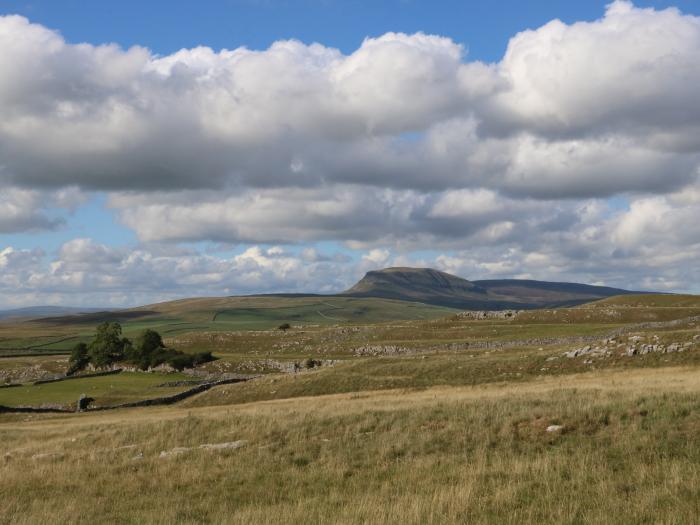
67 322 213 375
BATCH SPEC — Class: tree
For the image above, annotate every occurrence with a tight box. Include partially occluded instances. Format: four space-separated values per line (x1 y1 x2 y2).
67 342 89 375
127 328 166 369
88 322 128 368
134 329 164 354
70 324 214 372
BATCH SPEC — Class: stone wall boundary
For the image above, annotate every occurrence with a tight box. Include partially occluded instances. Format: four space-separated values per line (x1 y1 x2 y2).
0 376 253 414
33 368 124 385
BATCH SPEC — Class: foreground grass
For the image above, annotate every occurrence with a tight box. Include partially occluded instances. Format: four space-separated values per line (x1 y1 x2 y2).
2 367 700 524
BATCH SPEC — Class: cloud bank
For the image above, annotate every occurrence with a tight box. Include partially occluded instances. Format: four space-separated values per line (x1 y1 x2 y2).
1 1 700 305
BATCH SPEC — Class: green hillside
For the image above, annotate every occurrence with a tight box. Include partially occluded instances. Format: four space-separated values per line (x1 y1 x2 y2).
586 294 700 308
0 296 457 353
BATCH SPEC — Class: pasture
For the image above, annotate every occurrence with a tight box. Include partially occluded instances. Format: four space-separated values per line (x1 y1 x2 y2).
0 372 192 408
0 296 458 353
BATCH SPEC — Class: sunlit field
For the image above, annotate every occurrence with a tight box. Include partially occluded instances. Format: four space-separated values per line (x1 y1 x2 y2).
3 367 700 524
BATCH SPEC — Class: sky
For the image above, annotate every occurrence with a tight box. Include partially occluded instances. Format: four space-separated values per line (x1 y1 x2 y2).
1 0 700 308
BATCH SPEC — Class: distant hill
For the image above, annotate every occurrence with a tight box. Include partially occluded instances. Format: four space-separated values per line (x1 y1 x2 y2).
4 296 458 352
343 267 641 309
0 306 111 321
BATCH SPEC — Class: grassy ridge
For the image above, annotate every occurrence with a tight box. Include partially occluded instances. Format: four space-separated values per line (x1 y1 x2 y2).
0 297 457 352
588 293 700 308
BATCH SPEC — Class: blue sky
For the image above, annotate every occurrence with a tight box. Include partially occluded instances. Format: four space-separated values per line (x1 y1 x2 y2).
4 0 698 61
1 1 700 307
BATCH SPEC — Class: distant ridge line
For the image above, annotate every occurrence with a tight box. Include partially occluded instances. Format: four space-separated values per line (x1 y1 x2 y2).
342 267 647 310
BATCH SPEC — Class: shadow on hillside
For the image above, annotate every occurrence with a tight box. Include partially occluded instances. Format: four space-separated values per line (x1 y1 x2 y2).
29 310 160 325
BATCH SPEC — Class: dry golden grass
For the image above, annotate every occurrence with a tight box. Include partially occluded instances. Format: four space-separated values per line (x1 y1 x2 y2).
3 366 700 524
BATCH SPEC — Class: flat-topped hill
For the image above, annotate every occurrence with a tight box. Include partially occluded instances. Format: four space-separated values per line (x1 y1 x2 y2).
344 267 639 309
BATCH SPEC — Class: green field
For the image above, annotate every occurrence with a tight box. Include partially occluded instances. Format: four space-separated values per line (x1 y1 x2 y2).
0 296 458 353
0 372 190 407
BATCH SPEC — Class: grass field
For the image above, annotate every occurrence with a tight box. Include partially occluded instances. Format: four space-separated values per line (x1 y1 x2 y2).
0 372 192 408
3 367 700 524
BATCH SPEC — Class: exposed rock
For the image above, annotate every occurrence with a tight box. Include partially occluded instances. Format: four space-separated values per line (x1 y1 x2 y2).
31 452 63 461
353 345 413 356
229 359 337 374
564 346 611 358
622 335 696 357
564 332 698 359
457 310 522 320
0 360 69 384
159 447 190 459
199 440 247 451
159 440 247 458
77 394 94 412
546 425 564 433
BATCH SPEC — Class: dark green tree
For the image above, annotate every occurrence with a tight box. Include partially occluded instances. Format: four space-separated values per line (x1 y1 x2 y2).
128 329 166 369
88 322 128 368
72 324 213 372
135 329 164 354
67 342 89 375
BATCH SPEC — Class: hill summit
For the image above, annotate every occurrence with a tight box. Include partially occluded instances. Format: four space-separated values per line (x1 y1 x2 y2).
344 267 637 309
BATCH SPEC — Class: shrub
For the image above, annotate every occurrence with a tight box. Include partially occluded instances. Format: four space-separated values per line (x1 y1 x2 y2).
163 351 215 371
67 342 89 375
165 354 194 371
278 323 291 331
192 351 214 366
304 358 321 369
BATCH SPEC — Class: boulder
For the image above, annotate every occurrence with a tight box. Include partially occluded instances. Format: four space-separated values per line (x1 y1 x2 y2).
77 394 94 412
199 440 247 451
